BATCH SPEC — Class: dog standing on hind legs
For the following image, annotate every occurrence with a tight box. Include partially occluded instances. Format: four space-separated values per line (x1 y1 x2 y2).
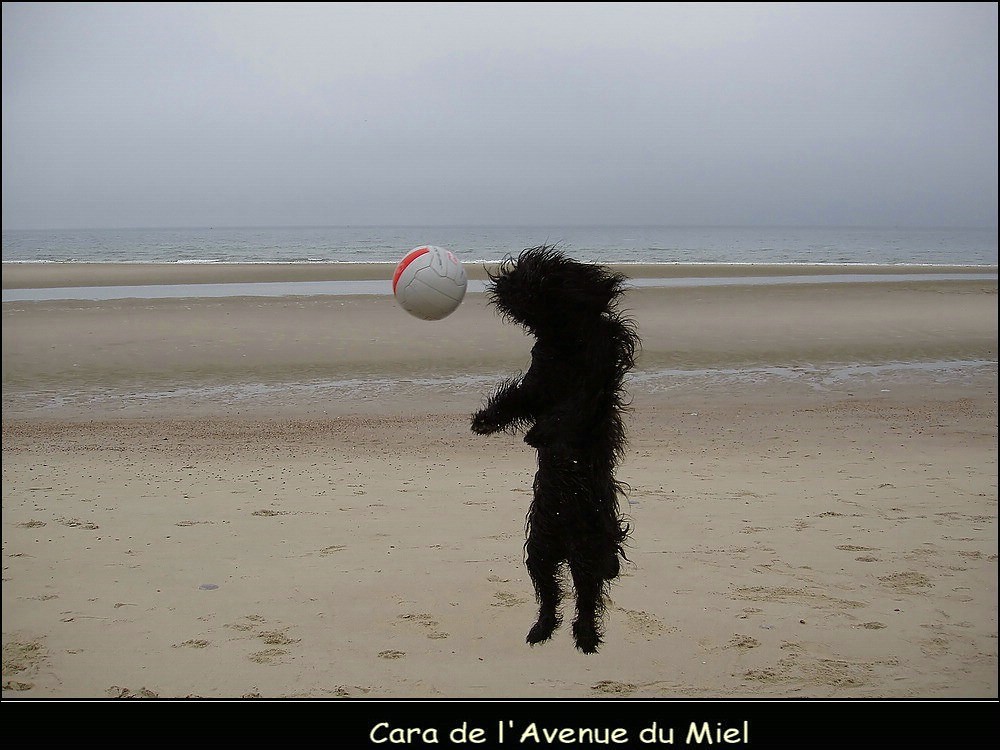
471 246 640 653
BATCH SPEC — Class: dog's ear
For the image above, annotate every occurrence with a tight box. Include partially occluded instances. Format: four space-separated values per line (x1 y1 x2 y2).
573 263 629 315
485 245 631 329
522 245 628 316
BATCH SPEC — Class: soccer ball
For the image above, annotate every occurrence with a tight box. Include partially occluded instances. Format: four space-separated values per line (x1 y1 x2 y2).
392 245 468 320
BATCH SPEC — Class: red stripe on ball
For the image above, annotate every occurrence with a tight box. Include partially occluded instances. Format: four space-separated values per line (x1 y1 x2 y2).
392 246 431 294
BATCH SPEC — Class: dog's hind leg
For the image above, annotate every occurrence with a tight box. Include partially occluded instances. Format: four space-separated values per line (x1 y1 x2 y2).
523 462 566 646
524 535 563 645
568 556 608 654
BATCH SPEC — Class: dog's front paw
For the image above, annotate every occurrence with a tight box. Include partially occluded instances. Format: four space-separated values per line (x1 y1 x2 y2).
523 424 542 447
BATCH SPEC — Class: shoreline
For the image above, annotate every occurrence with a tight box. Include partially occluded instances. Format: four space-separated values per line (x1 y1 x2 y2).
4 261 997 289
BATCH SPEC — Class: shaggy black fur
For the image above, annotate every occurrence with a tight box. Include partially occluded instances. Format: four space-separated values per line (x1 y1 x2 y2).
471 245 640 653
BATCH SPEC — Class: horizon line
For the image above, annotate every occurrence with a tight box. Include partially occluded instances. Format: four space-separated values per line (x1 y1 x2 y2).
4 222 998 233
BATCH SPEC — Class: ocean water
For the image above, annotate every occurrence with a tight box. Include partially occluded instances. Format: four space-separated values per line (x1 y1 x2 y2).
2 225 997 266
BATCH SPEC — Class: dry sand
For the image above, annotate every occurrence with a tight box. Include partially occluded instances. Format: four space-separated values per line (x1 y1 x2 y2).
1 263 997 700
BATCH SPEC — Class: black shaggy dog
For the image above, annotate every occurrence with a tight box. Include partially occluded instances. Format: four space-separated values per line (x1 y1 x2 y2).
471 245 640 653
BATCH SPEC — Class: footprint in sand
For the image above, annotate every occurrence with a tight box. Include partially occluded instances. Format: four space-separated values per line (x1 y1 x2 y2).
591 680 637 695
247 648 290 665
700 634 761 654
225 614 266 633
2 639 45 687
172 639 211 649
727 635 761 651
742 666 784 684
878 572 932 592
396 612 449 640
618 607 673 638
734 585 865 610
957 550 983 559
743 652 877 689
492 591 526 608
224 615 301 662
106 685 159 698
331 685 374 697
55 516 99 530
736 607 763 620
257 629 300 646
799 658 873 688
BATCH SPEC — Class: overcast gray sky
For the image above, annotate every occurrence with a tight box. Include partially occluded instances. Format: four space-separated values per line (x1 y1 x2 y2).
2 2 997 230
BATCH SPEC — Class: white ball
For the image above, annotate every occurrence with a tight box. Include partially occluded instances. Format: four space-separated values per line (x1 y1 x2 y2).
392 245 468 320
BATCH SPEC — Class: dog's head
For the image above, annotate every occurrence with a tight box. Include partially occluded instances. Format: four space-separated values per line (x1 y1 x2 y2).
486 245 628 332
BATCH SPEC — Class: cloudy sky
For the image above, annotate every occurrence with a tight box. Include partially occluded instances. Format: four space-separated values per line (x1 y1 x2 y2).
2 2 997 230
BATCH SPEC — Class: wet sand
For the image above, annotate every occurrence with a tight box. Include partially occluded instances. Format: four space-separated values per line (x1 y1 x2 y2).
3 260 994 288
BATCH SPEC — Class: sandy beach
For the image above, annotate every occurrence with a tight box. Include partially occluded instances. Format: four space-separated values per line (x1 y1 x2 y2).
2 263 997 700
